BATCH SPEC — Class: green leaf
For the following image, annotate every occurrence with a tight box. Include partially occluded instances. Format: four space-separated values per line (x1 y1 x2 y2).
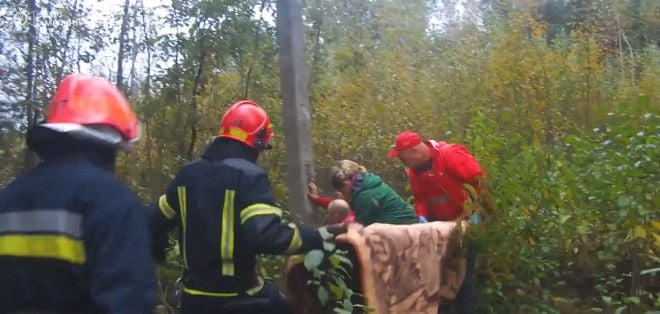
615 306 626 314
623 296 640 305
317 286 329 305
329 283 344 299
329 255 341 268
633 226 647 239
641 267 660 275
577 225 588 235
304 250 324 271
312 268 326 279
337 265 352 278
560 214 571 224
323 241 336 252
618 196 632 207
343 298 353 310
289 255 304 265
334 309 351 314
333 276 347 290
329 253 353 268
602 296 612 303
345 288 354 299
638 207 652 216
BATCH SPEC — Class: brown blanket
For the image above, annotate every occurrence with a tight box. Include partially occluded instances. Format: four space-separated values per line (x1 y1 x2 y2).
287 221 468 314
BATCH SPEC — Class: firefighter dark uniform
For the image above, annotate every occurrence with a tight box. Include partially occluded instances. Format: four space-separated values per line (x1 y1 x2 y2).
0 74 156 313
151 101 337 314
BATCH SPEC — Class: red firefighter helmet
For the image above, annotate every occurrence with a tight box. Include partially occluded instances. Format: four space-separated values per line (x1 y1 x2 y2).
219 100 273 150
43 73 141 149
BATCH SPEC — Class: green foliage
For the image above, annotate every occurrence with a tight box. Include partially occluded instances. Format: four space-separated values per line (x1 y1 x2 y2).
468 96 659 313
302 245 373 313
1 0 659 312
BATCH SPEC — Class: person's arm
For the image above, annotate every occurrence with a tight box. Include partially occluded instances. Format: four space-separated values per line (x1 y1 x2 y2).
240 171 325 255
308 182 333 208
84 181 157 314
443 144 488 221
443 144 484 192
312 196 333 208
407 169 429 222
149 177 182 263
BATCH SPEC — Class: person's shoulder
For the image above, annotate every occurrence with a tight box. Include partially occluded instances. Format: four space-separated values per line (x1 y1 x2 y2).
223 158 267 178
364 171 381 180
82 167 135 198
65 166 143 218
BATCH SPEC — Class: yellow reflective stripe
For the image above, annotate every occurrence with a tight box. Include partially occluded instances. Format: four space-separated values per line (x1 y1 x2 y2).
183 286 238 297
221 190 236 276
240 204 282 224
0 234 86 264
285 223 303 254
158 194 177 219
178 186 189 269
229 127 248 140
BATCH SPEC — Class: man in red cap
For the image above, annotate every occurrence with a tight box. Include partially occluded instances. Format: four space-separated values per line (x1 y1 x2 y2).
387 131 484 223
388 131 484 313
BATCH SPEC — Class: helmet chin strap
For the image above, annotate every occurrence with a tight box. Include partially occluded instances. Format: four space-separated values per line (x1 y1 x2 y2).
253 128 272 150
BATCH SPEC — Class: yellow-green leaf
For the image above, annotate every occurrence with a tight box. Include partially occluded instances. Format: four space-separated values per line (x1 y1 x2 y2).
633 226 647 239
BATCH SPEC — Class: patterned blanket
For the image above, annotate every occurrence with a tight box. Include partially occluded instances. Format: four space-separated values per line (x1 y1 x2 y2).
287 221 468 314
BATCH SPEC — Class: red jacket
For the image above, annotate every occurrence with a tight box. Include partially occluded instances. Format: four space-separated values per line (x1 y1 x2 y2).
311 196 356 223
407 140 483 221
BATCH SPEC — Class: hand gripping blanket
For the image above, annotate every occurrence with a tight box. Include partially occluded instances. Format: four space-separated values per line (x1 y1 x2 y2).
287 221 468 314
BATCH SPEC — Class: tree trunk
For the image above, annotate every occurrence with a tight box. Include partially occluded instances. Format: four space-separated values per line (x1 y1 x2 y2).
117 0 131 91
243 0 267 99
309 9 323 93
55 0 79 85
140 0 152 99
277 0 318 225
187 50 205 160
23 0 38 170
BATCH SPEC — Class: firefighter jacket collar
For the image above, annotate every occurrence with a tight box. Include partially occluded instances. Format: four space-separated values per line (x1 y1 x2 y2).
202 137 259 163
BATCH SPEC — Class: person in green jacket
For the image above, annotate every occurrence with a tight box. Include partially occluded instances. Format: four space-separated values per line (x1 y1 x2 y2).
330 160 418 225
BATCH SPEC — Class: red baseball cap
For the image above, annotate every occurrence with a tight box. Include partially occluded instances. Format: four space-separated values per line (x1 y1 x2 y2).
387 131 422 159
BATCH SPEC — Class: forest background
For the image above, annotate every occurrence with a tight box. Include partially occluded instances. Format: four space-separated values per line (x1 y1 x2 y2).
0 0 658 312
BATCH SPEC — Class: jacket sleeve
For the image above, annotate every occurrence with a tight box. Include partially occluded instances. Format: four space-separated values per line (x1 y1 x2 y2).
311 196 333 208
443 144 484 192
238 170 323 255
149 175 182 263
84 181 157 314
407 168 429 218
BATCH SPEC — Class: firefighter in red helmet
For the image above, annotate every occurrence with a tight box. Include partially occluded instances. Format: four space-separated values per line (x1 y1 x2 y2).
0 73 156 313
151 100 347 314
219 100 274 150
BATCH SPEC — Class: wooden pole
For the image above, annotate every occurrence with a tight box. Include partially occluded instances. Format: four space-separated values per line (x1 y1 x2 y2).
276 0 318 225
